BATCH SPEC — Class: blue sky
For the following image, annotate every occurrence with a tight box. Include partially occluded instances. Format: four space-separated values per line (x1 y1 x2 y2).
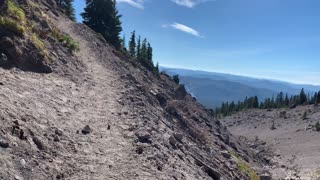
74 0 320 85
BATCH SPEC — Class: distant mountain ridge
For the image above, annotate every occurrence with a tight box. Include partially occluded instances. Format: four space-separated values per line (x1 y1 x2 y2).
161 67 320 108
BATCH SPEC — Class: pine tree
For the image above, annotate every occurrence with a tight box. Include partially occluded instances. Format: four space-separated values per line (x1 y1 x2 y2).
147 42 153 62
57 0 76 21
136 36 141 60
299 88 307 105
128 31 136 57
155 62 159 73
81 0 122 49
285 93 289 106
141 38 148 62
121 35 126 50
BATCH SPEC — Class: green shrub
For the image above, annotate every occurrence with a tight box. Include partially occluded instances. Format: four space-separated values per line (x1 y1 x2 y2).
0 16 25 35
230 151 259 180
8 0 26 22
172 75 180 84
64 34 80 51
51 28 79 52
31 33 47 55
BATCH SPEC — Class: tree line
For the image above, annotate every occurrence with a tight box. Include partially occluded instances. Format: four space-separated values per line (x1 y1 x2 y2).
124 31 158 73
215 88 320 117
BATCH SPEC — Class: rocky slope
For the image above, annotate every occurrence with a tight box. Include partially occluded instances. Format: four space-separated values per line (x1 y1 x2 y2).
222 106 320 179
0 0 268 179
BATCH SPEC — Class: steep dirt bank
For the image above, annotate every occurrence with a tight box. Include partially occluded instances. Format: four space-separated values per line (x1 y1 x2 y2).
0 0 269 179
222 106 320 179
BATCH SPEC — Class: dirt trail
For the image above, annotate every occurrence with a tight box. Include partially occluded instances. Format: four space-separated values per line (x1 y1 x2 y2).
0 15 143 179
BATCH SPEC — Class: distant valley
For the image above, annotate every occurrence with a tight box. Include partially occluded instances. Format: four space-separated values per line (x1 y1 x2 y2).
161 67 320 108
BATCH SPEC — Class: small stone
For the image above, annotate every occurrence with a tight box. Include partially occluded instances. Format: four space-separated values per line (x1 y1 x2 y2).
173 133 183 143
260 174 272 180
20 159 26 167
221 151 231 159
55 129 63 136
82 125 92 135
135 131 152 144
107 124 111 130
169 136 177 147
53 135 60 142
14 175 23 180
0 139 9 148
32 137 44 150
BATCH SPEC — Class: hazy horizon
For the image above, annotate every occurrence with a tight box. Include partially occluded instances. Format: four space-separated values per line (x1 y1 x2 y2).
161 65 320 86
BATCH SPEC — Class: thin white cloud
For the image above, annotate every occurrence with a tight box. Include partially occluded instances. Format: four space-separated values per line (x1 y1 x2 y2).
171 0 212 8
163 23 202 37
117 0 144 9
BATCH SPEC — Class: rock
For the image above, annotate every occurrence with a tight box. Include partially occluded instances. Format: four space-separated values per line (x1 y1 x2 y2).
0 139 9 148
221 151 231 159
194 157 221 180
32 137 44 150
289 104 297 109
20 159 26 167
135 131 152 144
14 175 23 180
55 129 63 136
173 133 183 143
279 111 287 119
0 53 7 65
260 174 272 180
156 93 168 107
174 85 187 100
40 20 52 31
169 136 177 147
53 135 60 142
81 125 92 135
136 146 144 154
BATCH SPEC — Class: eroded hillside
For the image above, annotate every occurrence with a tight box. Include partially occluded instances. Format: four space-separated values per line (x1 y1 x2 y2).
222 106 320 179
0 0 270 179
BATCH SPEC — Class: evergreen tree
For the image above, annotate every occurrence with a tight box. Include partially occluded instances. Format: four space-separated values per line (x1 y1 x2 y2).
121 35 126 50
136 36 141 60
147 42 153 62
285 94 289 106
140 38 148 62
81 0 122 49
155 62 159 73
128 31 136 57
299 88 307 105
57 0 76 21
